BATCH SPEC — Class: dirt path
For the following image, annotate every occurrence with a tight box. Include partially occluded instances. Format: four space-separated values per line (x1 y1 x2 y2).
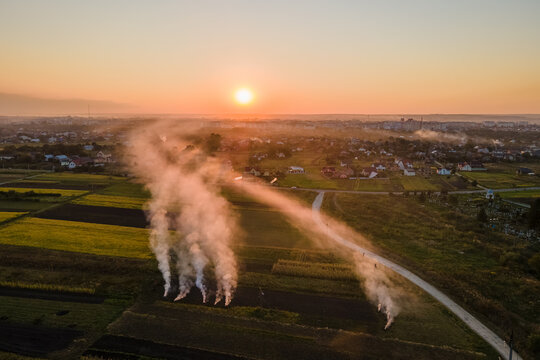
312 191 521 360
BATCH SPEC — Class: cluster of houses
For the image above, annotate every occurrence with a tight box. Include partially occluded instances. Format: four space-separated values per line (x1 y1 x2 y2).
44 151 114 169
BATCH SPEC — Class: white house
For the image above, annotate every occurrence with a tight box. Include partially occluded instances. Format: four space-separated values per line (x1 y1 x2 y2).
458 162 472 171
437 168 451 175
372 163 386 171
404 168 416 176
288 166 305 174
55 155 69 162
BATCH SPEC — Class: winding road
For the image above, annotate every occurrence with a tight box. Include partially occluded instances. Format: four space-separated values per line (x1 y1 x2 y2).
312 191 522 360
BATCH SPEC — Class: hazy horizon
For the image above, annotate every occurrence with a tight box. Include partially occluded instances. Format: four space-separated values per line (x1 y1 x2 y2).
1 0 540 114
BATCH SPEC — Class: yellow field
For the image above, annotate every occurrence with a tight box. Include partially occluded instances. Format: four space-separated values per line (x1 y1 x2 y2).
0 187 87 197
0 211 27 222
72 194 147 209
0 218 151 258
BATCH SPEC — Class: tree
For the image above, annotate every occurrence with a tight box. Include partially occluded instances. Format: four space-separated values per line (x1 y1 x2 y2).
528 198 540 229
471 180 478 187
204 133 222 154
477 207 488 223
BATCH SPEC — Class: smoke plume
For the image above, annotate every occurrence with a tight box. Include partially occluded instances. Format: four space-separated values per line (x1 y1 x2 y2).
125 121 238 305
234 182 402 329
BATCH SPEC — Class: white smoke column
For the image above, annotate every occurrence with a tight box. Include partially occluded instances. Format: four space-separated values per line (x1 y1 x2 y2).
234 182 402 328
125 121 238 305
353 253 399 330
148 208 172 296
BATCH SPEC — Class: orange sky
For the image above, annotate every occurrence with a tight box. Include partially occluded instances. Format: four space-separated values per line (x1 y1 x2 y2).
1 1 540 114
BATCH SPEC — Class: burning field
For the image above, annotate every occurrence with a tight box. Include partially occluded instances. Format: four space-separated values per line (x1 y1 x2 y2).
123 121 404 326
0 121 498 359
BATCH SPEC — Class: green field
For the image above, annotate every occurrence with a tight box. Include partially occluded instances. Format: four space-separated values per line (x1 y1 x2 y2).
0 200 57 211
72 194 147 209
323 192 539 357
98 182 149 198
460 162 540 189
499 189 540 199
236 207 313 248
32 173 124 185
0 173 513 359
0 187 88 199
0 218 150 258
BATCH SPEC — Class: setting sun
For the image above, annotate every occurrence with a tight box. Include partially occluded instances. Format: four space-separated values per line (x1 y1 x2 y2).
235 88 254 105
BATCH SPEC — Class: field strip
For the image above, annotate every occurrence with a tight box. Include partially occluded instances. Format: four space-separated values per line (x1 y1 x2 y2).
312 191 521 360
274 185 540 196
0 173 42 186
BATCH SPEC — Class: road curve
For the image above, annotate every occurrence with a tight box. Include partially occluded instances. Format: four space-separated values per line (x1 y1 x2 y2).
312 191 521 360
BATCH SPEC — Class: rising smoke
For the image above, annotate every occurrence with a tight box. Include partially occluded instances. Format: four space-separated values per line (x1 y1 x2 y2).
125 122 238 305
234 182 402 329
125 120 402 326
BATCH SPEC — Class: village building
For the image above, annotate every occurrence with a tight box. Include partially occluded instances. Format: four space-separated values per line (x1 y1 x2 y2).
288 166 305 174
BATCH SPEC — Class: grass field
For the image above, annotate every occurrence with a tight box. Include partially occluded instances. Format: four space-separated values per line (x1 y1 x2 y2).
0 200 52 211
0 211 26 223
72 194 147 209
461 171 540 189
271 259 357 281
32 173 124 185
236 207 313 248
323 192 539 358
0 218 151 259
499 189 540 200
398 176 440 191
460 162 540 189
0 187 87 200
0 172 511 359
98 182 149 198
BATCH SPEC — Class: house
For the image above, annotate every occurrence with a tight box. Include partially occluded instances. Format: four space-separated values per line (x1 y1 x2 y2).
244 167 261 177
55 154 69 162
516 167 534 175
335 167 354 179
486 189 494 200
395 158 414 170
288 166 305 174
403 168 416 176
437 168 451 175
83 144 94 151
94 151 114 164
361 167 378 178
321 167 336 177
458 162 472 171
372 163 386 171
44 154 54 161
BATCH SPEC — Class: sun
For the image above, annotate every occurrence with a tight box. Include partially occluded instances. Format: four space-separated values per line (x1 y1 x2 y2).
235 88 254 105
